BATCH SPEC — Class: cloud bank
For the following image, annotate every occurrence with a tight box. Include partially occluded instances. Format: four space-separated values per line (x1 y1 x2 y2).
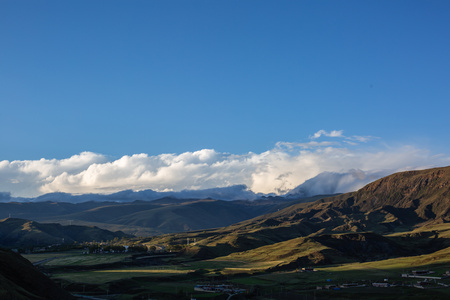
1 131 449 198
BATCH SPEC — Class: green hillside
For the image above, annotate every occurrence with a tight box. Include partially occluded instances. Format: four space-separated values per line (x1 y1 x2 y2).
0 218 130 247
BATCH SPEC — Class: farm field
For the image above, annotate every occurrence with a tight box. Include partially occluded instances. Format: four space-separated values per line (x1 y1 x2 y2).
22 250 83 263
24 247 450 300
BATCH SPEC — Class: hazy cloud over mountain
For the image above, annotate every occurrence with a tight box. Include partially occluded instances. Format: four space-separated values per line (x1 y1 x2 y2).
0 192 11 201
1 131 449 198
286 170 386 198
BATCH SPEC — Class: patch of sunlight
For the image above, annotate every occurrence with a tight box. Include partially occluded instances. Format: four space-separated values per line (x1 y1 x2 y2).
94 269 192 274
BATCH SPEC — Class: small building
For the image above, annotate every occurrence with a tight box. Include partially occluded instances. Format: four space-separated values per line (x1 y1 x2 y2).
412 270 434 275
373 282 390 288
323 285 338 290
340 283 366 288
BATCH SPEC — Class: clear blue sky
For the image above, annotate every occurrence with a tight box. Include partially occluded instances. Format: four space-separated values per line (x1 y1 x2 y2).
1 0 450 161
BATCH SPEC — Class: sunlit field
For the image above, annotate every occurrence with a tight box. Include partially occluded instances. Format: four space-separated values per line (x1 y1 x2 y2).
52 266 194 284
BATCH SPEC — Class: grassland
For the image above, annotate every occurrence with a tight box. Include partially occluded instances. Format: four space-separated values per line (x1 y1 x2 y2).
53 267 193 284
22 250 82 263
20 223 450 299
43 253 131 266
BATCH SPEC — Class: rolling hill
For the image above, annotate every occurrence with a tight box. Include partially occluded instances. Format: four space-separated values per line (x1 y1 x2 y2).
0 195 326 235
0 218 130 247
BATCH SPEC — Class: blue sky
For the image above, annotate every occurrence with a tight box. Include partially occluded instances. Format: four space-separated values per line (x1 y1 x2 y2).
1 1 450 197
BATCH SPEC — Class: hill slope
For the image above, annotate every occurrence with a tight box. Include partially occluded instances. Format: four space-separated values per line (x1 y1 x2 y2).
0 218 130 247
0 248 73 299
0 196 324 235
246 166 450 233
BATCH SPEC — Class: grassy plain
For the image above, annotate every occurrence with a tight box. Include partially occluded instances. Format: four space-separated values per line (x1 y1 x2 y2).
44 253 131 266
32 246 450 300
53 267 193 284
22 250 82 263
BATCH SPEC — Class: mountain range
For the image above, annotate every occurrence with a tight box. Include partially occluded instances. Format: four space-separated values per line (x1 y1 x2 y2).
1 166 449 299
0 166 448 249
0 167 448 238
1 169 389 203
0 168 397 236
0 195 331 236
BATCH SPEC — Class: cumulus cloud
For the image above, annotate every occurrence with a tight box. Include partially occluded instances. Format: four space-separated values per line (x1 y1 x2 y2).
0 152 108 198
1 133 449 198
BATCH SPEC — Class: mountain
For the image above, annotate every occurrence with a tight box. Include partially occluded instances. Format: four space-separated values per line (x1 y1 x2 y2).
257 166 450 233
2 166 448 239
0 218 130 247
0 248 74 299
4 185 262 203
49 199 262 233
152 166 450 263
0 195 327 235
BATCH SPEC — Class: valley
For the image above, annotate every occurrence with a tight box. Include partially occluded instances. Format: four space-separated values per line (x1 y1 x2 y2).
23 227 450 300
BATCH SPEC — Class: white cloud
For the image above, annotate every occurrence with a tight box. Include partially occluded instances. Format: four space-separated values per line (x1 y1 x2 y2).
275 141 338 149
348 135 372 142
0 152 108 197
311 130 375 143
311 130 344 139
1 135 449 198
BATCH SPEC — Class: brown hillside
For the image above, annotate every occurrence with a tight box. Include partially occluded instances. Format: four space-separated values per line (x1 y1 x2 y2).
279 166 450 231
354 166 450 220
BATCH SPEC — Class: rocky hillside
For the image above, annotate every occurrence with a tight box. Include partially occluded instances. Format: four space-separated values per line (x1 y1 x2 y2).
260 166 450 232
353 166 450 220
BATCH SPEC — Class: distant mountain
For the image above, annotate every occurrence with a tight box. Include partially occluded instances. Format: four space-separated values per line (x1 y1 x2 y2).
0 218 130 247
0 197 308 235
0 193 333 236
0 248 74 299
45 199 263 234
2 170 389 204
5 185 263 203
